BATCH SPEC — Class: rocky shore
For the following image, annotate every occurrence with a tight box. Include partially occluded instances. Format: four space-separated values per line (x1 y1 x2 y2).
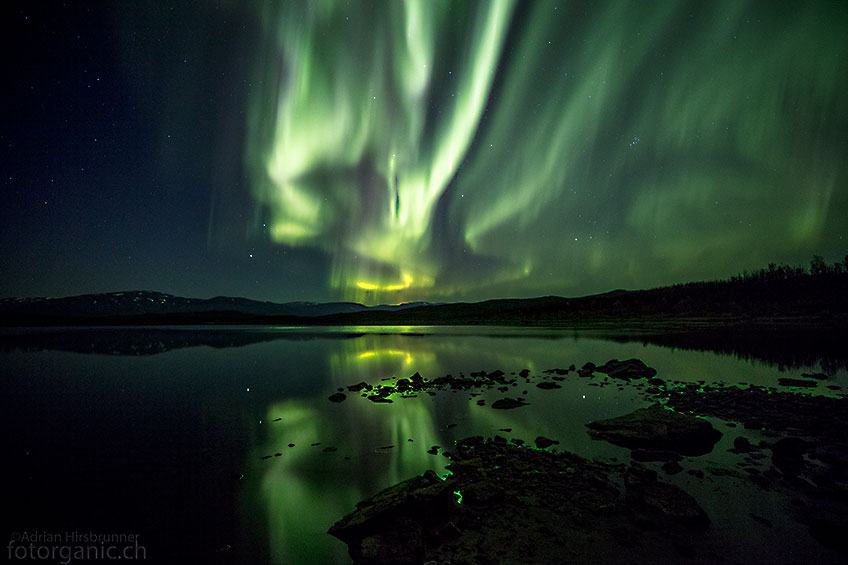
327 359 848 563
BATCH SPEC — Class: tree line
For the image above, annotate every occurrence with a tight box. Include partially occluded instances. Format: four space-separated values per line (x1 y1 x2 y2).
727 254 848 284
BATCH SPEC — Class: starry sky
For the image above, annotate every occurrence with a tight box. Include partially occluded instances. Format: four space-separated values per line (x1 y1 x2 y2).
2 1 847 305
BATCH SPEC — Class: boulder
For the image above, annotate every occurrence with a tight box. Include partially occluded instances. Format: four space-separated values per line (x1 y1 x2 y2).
330 437 718 564
596 359 658 381
586 404 722 456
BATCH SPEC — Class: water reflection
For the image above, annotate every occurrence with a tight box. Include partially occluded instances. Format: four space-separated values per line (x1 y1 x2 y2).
1 326 846 374
2 326 845 563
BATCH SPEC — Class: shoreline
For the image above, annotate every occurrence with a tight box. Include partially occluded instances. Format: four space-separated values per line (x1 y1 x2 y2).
327 362 848 563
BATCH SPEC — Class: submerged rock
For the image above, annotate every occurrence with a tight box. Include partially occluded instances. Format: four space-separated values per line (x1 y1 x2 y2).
490 397 529 410
328 392 347 402
586 404 722 456
801 372 828 380
777 378 818 388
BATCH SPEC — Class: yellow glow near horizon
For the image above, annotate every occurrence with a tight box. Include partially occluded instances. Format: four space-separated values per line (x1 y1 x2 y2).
356 349 414 365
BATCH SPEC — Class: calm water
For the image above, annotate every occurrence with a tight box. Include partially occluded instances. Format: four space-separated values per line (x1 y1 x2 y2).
2 326 846 563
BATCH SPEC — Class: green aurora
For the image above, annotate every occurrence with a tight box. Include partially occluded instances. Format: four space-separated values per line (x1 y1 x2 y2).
243 0 847 304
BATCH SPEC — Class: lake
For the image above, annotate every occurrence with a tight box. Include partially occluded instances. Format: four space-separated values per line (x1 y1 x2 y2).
2 326 846 563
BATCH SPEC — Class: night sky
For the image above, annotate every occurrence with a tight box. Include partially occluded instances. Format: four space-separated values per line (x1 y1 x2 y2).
2 1 846 305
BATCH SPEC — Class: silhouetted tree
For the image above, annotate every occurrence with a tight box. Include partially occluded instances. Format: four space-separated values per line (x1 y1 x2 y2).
810 255 826 276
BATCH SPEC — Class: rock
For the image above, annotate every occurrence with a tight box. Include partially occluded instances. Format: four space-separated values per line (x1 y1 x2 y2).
536 381 562 390
631 449 681 463
534 436 559 449
769 437 807 475
625 465 710 530
777 378 818 388
328 469 454 563
347 381 371 392
368 396 393 403
519 369 530 378
328 392 347 402
733 436 756 453
586 404 722 456
491 397 528 410
409 372 425 387
662 460 683 475
749 513 773 527
807 517 848 554
577 362 596 378
801 372 828 380
330 437 725 564
596 359 658 381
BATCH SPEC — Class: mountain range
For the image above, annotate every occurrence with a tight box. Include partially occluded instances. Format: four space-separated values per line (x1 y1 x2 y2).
0 290 430 321
1 266 847 328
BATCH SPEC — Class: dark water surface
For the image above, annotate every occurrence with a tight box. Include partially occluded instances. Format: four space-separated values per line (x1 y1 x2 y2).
2 326 846 563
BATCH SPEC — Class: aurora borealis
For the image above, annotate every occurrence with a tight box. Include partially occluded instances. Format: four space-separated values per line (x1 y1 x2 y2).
2 1 847 304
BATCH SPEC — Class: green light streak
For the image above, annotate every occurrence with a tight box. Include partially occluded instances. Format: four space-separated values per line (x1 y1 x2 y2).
244 0 848 302
247 0 515 303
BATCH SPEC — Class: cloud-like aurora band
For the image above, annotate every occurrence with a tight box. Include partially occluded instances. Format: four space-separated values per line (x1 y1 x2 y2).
244 0 848 304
